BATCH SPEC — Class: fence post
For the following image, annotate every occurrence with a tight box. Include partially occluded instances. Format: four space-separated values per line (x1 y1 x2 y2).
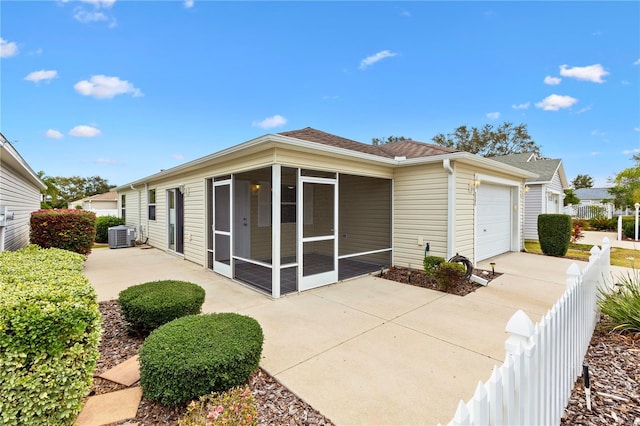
600 237 611 290
505 310 535 358
566 263 581 290
618 215 623 241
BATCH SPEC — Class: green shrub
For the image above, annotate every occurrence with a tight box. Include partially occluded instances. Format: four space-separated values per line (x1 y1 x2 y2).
538 214 572 256
178 386 258 426
598 271 640 332
588 216 616 231
139 313 264 406
95 216 126 243
623 221 639 239
30 209 96 255
434 261 466 292
423 256 445 275
118 280 205 335
0 246 101 425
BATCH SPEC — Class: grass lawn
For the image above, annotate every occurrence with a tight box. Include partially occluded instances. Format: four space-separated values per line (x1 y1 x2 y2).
524 241 638 268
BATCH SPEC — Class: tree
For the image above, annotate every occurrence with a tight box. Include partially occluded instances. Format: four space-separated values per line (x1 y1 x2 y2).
38 174 116 209
563 189 580 206
37 171 59 209
431 122 541 157
371 136 410 146
571 174 594 189
609 166 640 209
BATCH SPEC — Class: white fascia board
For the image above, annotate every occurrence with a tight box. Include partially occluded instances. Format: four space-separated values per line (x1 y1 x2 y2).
396 152 539 179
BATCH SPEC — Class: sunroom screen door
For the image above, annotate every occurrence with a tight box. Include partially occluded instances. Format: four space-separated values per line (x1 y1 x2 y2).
299 177 338 290
213 180 232 278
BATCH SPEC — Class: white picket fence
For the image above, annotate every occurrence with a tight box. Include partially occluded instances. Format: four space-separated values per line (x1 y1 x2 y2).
446 238 612 425
564 203 614 219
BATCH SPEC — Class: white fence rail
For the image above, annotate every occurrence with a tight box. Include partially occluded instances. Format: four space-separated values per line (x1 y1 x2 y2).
447 238 612 426
564 203 614 219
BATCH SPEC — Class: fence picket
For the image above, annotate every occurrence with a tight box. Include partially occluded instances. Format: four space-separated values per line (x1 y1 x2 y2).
445 238 611 425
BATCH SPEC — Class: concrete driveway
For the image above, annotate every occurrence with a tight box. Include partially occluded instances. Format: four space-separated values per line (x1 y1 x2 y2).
84 246 608 425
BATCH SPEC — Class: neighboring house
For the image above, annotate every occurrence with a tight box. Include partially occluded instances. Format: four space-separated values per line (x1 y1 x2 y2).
0 133 46 252
570 187 616 218
69 191 119 217
492 153 569 240
116 128 536 298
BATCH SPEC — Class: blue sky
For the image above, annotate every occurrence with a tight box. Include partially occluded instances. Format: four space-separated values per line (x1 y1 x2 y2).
1 1 639 188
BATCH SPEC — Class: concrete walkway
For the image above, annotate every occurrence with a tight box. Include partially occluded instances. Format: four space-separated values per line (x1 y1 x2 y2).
581 230 640 250
83 246 621 425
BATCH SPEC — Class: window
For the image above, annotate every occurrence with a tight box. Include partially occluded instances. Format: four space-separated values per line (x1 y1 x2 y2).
120 194 126 219
148 189 156 220
281 184 296 223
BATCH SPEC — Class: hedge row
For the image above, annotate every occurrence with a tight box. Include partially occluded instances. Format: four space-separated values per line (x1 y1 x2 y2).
0 246 102 425
30 209 97 255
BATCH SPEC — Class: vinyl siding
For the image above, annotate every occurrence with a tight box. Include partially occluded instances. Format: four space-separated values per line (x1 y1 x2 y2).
524 185 543 240
453 165 476 260
393 164 448 269
0 163 42 251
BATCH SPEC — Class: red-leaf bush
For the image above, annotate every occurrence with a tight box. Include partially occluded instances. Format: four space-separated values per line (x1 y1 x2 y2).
30 209 97 255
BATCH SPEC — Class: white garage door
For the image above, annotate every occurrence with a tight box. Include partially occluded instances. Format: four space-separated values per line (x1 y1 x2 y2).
476 184 512 261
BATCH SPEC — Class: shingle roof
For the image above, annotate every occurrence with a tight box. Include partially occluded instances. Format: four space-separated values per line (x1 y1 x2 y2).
278 127 458 159
492 153 561 183
574 187 614 201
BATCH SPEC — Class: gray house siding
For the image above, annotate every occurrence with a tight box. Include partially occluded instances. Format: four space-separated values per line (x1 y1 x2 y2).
0 136 45 252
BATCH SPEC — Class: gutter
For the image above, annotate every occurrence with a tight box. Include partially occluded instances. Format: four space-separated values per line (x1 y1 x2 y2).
443 159 455 259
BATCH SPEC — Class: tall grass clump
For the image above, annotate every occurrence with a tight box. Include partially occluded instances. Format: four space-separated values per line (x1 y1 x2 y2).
598 270 640 333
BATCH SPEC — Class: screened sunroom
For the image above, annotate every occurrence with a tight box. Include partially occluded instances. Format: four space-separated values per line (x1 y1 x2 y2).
206 165 392 297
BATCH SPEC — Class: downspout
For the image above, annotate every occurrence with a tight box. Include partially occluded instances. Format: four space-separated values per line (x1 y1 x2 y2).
443 159 455 259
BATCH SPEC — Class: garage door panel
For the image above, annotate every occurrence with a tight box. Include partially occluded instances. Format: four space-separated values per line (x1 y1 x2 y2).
476 184 511 261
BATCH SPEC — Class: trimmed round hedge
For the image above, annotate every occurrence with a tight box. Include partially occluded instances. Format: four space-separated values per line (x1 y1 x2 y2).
139 313 264 406
118 280 205 334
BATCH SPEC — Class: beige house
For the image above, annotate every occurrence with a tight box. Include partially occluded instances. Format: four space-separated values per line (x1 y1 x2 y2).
116 128 536 297
0 133 46 252
69 191 119 217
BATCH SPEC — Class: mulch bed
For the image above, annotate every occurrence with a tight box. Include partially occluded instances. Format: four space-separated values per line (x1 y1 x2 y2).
561 317 640 425
94 301 334 426
380 266 500 296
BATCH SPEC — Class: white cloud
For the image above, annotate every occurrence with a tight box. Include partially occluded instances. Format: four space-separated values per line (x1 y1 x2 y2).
623 149 640 155
74 8 107 23
576 106 592 114
535 94 578 111
81 0 116 7
634 127 640 132
359 50 398 70
172 154 185 160
544 76 562 85
74 75 142 99
252 115 287 129
25 70 58 83
591 129 605 137
633 58 640 65
0 38 18 58
486 112 500 120
69 125 101 137
400 10 411 17
512 102 530 110
559 64 609 83
184 0 194 8
45 129 64 139
591 152 600 156
28 48 43 56
95 158 118 165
